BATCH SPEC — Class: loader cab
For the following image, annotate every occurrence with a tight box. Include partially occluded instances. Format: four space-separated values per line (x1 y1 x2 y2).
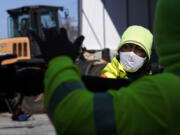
7 5 64 38
7 5 65 57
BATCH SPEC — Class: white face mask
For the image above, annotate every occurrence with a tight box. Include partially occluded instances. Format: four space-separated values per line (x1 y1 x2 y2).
119 52 146 72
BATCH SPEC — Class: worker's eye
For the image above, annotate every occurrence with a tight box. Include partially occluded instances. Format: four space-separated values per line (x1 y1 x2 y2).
121 44 133 51
124 44 133 48
135 46 145 53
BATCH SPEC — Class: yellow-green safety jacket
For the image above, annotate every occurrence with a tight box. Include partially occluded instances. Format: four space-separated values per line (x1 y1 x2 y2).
101 57 128 79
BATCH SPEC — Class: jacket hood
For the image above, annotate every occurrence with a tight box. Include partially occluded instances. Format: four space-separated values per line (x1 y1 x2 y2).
154 0 180 73
118 25 153 60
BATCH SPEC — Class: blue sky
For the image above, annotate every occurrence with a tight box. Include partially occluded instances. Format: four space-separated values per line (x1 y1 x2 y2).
0 0 78 38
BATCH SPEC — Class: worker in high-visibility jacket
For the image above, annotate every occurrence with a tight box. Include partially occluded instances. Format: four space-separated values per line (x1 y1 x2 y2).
31 0 180 134
101 25 153 79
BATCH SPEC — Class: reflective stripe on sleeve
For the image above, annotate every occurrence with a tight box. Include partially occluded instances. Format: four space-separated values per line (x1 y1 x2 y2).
47 82 87 117
93 93 117 135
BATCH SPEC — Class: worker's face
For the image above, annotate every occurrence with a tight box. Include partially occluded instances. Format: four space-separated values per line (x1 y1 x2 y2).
119 43 147 72
119 43 146 58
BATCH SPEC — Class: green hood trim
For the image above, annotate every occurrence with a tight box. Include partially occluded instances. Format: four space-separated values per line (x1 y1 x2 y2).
118 25 153 60
154 0 180 73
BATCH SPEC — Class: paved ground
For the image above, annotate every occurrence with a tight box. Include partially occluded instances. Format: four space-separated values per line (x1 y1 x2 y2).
0 113 56 135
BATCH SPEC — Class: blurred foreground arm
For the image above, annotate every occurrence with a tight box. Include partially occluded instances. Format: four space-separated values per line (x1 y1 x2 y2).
31 25 180 135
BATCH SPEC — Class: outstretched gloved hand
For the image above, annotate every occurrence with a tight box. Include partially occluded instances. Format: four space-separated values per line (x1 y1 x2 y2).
30 28 84 62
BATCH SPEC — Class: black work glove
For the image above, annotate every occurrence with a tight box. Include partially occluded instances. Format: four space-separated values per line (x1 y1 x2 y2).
30 27 84 62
